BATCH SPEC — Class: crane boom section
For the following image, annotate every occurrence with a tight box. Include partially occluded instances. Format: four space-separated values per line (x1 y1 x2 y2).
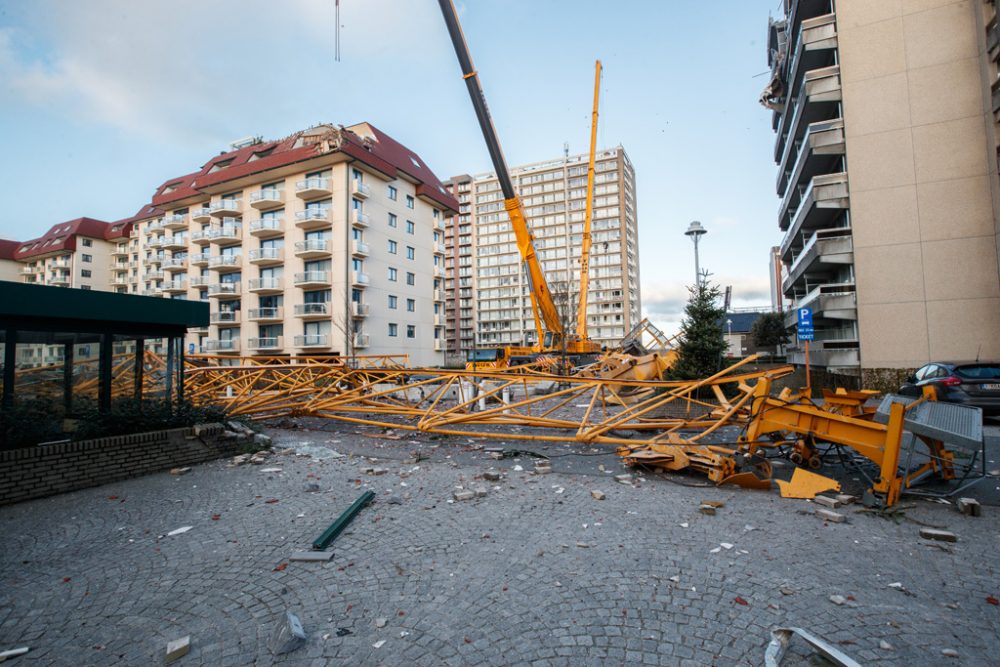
576 60 601 339
437 0 563 341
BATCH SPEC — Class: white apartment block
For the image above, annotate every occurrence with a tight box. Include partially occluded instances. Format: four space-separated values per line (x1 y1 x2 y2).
443 147 640 354
116 123 454 367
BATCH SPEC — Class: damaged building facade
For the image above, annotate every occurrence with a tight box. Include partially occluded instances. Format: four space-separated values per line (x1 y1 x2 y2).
763 0 1000 381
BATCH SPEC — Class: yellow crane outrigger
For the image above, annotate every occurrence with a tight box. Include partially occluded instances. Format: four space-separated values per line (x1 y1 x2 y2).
438 0 603 371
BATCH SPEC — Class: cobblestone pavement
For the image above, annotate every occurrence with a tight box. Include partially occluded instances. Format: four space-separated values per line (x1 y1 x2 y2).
1 420 999 667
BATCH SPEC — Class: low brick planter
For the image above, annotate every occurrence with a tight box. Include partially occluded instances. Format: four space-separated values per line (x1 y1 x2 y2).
0 424 239 505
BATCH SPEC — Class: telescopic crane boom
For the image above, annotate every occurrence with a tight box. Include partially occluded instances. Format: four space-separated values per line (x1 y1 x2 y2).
576 60 601 342
437 0 558 348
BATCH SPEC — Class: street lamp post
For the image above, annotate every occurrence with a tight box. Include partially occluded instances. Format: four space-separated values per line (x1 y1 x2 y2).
684 221 707 287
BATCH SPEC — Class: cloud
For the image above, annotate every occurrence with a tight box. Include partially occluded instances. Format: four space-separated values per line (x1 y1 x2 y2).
641 274 774 335
0 0 446 145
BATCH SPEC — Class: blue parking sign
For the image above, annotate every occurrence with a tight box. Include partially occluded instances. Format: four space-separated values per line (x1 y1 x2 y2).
797 307 814 341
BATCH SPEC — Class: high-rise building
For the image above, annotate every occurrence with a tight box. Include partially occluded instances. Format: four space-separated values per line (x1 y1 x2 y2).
762 0 1000 379
443 146 640 357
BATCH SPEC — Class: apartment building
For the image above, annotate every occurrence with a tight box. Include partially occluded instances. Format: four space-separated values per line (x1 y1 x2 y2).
762 0 1000 379
0 240 20 282
443 146 640 356
13 218 132 291
122 123 455 367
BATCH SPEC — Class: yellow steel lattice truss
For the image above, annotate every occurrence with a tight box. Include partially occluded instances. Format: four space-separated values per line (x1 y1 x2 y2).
181 354 966 507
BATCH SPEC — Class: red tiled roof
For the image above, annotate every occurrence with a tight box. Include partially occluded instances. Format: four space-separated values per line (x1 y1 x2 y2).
0 239 19 261
149 123 459 214
14 217 111 260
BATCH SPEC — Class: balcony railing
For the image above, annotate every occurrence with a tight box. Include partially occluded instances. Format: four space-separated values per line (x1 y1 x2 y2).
351 180 371 199
248 337 282 350
295 177 332 198
248 277 283 292
294 303 328 317
163 280 187 293
209 223 242 243
294 271 330 285
248 247 283 263
350 209 370 227
210 310 240 324
210 199 243 216
162 257 188 270
146 221 164 234
191 207 212 222
351 239 370 256
295 334 330 347
208 255 242 269
190 252 211 266
248 307 283 321
249 189 284 209
249 218 284 237
352 271 370 286
163 213 189 229
203 339 240 352
351 302 370 317
294 239 329 256
295 208 332 228
207 282 241 297
353 333 370 348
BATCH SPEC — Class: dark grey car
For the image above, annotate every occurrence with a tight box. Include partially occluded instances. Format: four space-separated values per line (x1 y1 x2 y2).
899 362 1000 416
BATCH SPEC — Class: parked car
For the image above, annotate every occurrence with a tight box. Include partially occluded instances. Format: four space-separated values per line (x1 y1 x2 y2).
899 361 1000 416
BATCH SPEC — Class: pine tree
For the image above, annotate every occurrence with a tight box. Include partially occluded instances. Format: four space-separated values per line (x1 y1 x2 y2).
668 282 727 380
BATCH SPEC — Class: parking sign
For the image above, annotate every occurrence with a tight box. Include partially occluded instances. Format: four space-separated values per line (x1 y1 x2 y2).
797 307 814 341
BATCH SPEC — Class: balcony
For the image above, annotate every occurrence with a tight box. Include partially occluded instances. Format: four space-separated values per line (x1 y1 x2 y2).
248 307 283 322
248 337 282 351
295 208 332 230
294 239 330 259
163 280 187 294
248 247 283 265
294 271 330 287
144 270 164 281
294 303 328 319
249 189 284 210
434 314 443 326
433 265 444 278
162 235 188 251
207 282 241 298
111 246 129 258
210 310 240 325
434 338 444 352
351 302 370 318
248 277 283 294
146 220 164 234
352 333 370 349
208 255 242 271
433 218 444 232
351 180 371 199
295 177 332 199
109 274 130 287
350 209 370 227
209 222 242 244
210 199 242 217
20 266 36 276
147 237 164 249
782 228 854 291
163 213 189 230
190 276 209 288
776 118 845 199
190 252 210 266
202 339 240 353
433 242 445 255
433 289 444 301
352 271 370 287
162 258 188 272
141 287 161 296
190 229 212 245
351 239 370 256
191 207 212 222
784 283 858 328
295 334 330 348
249 218 285 238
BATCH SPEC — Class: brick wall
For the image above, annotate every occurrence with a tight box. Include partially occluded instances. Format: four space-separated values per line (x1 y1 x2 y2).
0 425 240 505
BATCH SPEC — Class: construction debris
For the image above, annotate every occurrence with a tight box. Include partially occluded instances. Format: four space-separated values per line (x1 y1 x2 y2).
0 647 30 662
812 495 841 509
764 627 861 667
776 468 841 500
919 528 957 543
165 636 190 664
311 490 375 550
957 497 981 517
699 504 717 516
290 551 334 563
269 612 306 655
453 490 475 502
591 490 606 500
815 508 847 524
169 467 191 476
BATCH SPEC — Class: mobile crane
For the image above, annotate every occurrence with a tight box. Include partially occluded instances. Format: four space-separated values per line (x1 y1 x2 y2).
437 0 604 371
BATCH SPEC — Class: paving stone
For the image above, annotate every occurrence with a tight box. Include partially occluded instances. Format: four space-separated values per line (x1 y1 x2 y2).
290 551 334 562
919 528 957 542
452 490 475 502
165 636 190 664
815 508 846 523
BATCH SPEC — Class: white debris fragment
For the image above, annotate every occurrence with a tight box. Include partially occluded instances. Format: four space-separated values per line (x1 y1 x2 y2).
679 522 689 528
167 526 193 536
372 639 386 649
720 543 733 550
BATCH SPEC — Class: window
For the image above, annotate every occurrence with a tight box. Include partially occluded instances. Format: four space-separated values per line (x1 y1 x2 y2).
389 267 397 282
80 285 91 290
388 295 398 309
388 240 397 254
406 272 415 286
406 298 415 312
389 213 397 228
388 185 397 201
353 168 362 181
406 246 415 260
81 269 92 278
82 239 93 247
82 254 92 263
388 323 398 337
406 220 415 234
406 325 415 338
406 195 414 209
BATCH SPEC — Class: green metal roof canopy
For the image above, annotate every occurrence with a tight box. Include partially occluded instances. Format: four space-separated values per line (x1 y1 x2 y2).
0 282 208 334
